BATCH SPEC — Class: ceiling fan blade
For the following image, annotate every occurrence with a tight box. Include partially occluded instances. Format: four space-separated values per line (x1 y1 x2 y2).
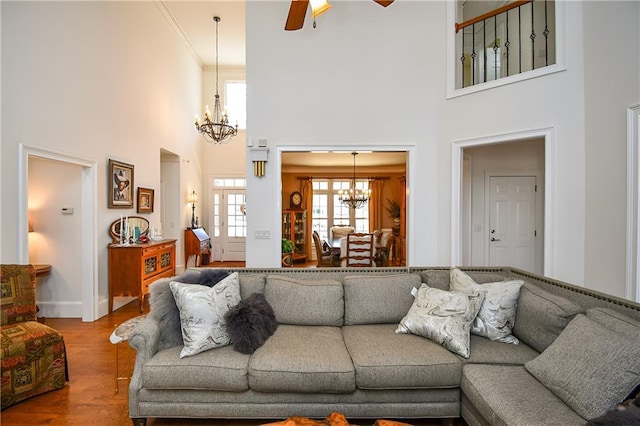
285 0 309 31
373 0 394 7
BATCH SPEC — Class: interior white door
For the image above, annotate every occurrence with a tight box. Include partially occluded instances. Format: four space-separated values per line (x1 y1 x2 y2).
488 176 536 271
212 189 246 262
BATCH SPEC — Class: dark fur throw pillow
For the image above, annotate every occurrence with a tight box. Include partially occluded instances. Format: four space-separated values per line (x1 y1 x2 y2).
179 268 229 287
224 293 278 354
586 394 640 426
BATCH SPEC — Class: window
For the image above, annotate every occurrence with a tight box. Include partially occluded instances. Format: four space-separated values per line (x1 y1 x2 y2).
225 81 246 130
311 179 370 241
454 0 557 90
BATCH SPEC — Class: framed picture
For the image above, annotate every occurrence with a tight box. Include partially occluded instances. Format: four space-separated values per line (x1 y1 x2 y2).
108 159 134 208
137 187 154 213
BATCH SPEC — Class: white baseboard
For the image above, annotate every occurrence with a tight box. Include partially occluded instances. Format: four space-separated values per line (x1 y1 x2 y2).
35 301 83 318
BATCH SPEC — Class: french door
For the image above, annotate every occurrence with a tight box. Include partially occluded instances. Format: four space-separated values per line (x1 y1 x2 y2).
211 188 246 261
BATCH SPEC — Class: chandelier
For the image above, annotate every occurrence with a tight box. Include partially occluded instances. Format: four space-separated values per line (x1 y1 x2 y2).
194 16 238 144
339 152 371 209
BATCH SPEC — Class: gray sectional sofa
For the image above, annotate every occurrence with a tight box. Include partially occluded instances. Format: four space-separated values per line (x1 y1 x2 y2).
127 267 640 426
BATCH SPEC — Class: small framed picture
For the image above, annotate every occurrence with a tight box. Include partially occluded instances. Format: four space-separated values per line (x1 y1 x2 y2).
109 159 134 209
137 187 154 213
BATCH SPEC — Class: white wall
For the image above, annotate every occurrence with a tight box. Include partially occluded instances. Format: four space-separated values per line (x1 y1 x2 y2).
1 1 204 317
245 1 639 298
583 1 640 296
246 1 439 267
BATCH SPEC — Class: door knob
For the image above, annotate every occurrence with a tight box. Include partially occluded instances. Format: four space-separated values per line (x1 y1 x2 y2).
490 237 501 242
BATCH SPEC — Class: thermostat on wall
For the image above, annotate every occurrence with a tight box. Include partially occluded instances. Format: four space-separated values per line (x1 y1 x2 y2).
61 207 73 215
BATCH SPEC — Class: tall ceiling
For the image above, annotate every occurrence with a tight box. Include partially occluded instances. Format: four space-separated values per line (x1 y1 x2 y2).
160 1 498 67
160 0 247 67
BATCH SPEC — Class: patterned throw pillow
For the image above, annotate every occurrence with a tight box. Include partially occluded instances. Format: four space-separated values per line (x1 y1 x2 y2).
396 283 484 358
170 272 241 358
450 268 523 344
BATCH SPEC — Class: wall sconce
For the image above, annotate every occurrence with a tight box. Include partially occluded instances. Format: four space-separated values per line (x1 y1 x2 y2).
250 139 269 178
188 190 198 229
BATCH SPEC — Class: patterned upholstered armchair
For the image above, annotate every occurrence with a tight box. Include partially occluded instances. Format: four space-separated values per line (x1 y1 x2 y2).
1 264 68 409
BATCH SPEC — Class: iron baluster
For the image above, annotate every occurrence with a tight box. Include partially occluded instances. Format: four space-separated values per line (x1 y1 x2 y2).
471 24 476 85
483 19 487 82
518 6 522 74
505 9 511 76
530 1 536 70
543 0 550 66
493 16 499 80
461 27 466 87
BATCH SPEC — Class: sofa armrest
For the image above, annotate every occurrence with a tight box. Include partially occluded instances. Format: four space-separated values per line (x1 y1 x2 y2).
129 317 160 395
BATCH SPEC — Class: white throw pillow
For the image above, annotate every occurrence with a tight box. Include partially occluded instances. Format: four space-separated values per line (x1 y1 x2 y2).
170 272 241 358
396 283 484 358
450 268 523 344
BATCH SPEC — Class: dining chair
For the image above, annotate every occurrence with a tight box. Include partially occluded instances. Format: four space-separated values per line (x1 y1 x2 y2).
379 234 396 267
345 233 375 267
312 231 334 267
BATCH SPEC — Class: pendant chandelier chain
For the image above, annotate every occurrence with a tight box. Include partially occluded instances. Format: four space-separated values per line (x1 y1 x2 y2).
194 16 238 144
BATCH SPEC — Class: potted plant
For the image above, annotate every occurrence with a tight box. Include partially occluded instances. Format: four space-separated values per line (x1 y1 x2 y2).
281 238 295 267
384 198 401 227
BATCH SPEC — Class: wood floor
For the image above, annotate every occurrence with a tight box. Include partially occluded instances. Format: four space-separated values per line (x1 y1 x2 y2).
0 296 466 426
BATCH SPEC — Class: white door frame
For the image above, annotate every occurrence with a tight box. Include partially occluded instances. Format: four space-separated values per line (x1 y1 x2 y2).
626 104 640 302
18 144 99 322
452 127 555 276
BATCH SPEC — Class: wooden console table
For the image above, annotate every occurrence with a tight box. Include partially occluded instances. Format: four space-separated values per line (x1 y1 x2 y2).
108 239 176 313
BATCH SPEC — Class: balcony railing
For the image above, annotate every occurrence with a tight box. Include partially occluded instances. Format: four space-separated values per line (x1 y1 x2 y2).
455 0 556 89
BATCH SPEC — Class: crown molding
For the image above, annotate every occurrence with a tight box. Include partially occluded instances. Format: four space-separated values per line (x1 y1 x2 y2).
154 1 204 69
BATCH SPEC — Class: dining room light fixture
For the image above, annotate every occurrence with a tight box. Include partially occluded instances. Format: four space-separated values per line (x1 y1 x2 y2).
339 152 371 209
194 16 238 144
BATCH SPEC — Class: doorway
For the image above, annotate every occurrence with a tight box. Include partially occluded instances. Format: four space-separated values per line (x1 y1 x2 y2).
453 129 553 275
19 144 98 322
280 148 410 266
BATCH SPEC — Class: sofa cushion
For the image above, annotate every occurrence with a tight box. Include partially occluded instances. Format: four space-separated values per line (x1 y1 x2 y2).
343 324 461 389
396 284 484 358
142 345 250 391
419 269 508 291
525 314 640 420
264 276 343 326
170 272 241 358
461 364 585 425
343 273 421 325
512 282 582 352
450 268 523 344
463 335 539 365
239 274 266 299
248 325 355 393
586 307 640 341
